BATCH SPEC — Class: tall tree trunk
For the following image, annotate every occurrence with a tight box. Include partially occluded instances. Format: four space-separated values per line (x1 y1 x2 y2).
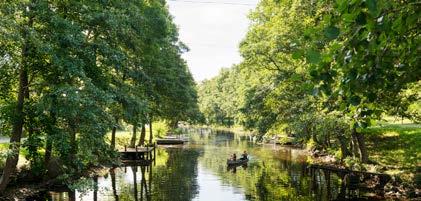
111 117 118 150
149 116 153 145
354 128 368 163
130 124 137 148
138 124 146 146
0 16 32 191
44 96 57 167
350 131 360 158
44 135 53 166
337 135 351 159
172 120 178 129
69 123 77 167
111 125 117 150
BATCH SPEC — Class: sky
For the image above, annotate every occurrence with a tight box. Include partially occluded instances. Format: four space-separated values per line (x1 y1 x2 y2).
167 0 259 82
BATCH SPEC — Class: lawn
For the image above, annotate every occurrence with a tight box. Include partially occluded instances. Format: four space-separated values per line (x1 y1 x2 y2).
363 123 421 181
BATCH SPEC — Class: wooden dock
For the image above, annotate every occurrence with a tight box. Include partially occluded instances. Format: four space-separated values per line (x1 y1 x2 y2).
308 163 391 197
119 144 156 162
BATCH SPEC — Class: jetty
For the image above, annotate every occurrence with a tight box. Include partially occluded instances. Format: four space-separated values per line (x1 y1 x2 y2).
119 143 156 162
308 164 392 199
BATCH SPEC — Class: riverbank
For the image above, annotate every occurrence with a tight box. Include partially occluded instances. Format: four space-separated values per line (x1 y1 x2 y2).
186 124 255 136
308 123 421 199
0 164 112 200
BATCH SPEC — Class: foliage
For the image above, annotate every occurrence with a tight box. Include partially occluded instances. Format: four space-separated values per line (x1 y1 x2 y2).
197 0 420 165
0 0 200 190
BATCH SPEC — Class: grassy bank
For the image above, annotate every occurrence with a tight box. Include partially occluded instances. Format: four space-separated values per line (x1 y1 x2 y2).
188 124 255 136
105 121 170 149
363 123 421 181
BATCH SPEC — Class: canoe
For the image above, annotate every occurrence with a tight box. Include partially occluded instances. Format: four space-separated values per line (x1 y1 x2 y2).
227 158 248 166
156 138 185 145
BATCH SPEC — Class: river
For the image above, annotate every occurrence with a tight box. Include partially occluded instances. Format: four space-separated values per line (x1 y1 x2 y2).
26 128 379 201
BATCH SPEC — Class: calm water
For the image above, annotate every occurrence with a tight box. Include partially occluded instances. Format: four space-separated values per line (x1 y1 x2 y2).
27 128 376 201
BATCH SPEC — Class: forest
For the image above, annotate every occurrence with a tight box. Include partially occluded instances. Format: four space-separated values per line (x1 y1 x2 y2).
0 0 200 193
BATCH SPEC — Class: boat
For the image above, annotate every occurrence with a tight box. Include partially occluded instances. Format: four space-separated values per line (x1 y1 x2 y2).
156 138 184 145
226 158 248 166
156 135 189 145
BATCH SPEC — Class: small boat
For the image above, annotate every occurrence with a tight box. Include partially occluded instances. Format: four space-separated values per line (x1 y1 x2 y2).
156 138 185 145
156 135 189 145
227 158 248 166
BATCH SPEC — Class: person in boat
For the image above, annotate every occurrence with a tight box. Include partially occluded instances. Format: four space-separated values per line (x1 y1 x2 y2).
232 153 237 161
241 151 248 160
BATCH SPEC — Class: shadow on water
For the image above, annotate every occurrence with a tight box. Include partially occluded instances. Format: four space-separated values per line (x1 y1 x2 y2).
26 128 386 201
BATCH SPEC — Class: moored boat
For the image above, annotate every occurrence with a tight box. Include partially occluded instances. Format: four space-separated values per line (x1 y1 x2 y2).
227 158 248 166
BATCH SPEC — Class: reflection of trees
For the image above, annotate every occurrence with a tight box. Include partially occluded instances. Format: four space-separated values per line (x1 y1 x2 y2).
198 140 319 201
110 165 154 201
110 168 119 201
150 148 200 201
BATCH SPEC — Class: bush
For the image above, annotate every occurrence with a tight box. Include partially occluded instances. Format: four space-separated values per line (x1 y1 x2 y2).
306 138 316 150
154 121 169 138
344 157 363 171
0 143 9 170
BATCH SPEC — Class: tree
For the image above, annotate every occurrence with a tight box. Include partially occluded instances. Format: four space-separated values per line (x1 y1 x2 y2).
0 0 200 192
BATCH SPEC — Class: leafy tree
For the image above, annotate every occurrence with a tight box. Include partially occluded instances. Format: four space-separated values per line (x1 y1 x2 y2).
0 0 200 192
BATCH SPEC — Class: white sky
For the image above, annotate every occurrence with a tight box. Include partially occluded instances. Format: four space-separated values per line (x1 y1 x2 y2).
167 0 259 82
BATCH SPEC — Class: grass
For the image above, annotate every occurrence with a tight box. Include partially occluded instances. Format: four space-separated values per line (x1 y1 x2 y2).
105 121 170 149
0 143 8 169
190 124 255 136
363 123 421 181
0 142 29 170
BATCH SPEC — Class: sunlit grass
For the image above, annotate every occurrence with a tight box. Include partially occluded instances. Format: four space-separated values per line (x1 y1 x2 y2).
0 142 29 169
363 123 421 181
105 121 169 149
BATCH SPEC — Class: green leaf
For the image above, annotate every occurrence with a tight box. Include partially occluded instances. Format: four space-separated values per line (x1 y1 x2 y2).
324 26 340 40
291 51 303 60
336 0 348 12
349 96 361 106
306 50 321 64
309 69 318 78
366 0 378 17
343 13 356 22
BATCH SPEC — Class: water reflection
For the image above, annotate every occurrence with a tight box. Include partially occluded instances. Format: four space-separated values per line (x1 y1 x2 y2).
27 128 382 201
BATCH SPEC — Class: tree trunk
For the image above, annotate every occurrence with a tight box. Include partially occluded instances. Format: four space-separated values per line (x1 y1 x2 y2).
350 131 360 158
354 128 368 163
171 120 178 129
111 125 117 150
44 136 53 166
0 17 31 191
337 134 351 159
138 124 146 146
130 124 137 148
44 94 57 166
149 116 153 145
111 117 118 150
69 124 77 167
